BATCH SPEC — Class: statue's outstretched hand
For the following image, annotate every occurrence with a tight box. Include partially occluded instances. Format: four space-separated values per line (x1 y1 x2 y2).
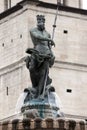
49 39 55 47
51 40 55 47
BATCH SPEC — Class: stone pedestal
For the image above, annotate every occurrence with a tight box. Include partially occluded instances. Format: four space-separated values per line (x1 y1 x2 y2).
21 92 64 118
0 118 86 130
21 98 59 118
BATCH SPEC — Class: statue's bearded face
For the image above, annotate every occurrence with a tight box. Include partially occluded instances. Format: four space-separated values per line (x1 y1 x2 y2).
37 19 45 31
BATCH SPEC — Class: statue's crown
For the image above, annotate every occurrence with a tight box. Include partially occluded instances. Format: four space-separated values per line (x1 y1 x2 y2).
36 15 45 21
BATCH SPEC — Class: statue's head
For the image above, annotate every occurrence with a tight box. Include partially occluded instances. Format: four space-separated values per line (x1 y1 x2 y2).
36 15 45 30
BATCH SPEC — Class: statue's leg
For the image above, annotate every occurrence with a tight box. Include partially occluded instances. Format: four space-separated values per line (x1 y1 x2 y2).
49 53 55 67
29 56 39 88
24 56 31 69
37 61 49 98
46 76 52 86
38 68 46 97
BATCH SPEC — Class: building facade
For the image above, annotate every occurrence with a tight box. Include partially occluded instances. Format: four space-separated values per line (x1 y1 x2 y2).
0 0 84 13
0 0 87 120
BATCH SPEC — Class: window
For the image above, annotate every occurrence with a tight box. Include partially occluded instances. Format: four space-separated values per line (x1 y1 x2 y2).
2 43 4 47
66 89 72 93
6 87 8 95
63 30 68 34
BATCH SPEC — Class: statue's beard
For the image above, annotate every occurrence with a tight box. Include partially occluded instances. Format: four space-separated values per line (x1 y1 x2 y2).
40 26 45 31
38 25 45 31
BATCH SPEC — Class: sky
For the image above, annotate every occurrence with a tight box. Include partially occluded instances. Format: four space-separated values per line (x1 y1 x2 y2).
83 0 87 9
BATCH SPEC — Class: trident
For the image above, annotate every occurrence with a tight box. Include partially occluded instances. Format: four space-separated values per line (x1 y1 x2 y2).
52 0 59 40
41 1 59 100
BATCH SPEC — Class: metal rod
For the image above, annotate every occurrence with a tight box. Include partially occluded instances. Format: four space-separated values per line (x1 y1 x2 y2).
52 0 59 40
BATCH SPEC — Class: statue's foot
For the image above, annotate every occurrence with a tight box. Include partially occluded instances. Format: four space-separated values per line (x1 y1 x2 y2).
24 88 30 93
46 76 52 86
45 85 55 93
48 86 55 92
37 95 45 100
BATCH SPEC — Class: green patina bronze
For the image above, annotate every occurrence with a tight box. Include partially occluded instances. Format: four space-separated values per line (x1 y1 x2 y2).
21 15 64 118
25 15 55 99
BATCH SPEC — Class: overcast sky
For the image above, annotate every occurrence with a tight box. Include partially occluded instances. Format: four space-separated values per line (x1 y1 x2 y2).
83 0 87 9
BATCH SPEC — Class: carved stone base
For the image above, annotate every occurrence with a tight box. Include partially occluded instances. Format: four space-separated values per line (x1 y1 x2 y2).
21 98 62 118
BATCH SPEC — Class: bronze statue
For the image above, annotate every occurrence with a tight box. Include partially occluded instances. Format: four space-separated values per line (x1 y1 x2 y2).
21 15 64 118
25 15 55 99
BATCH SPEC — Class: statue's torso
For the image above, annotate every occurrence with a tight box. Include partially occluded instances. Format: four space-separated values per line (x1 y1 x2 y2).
30 28 52 55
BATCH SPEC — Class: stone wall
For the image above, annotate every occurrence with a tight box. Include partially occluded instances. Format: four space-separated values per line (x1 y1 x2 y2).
0 0 22 13
64 0 80 8
11 0 22 7
0 4 30 119
0 118 86 130
0 0 85 14
0 0 4 13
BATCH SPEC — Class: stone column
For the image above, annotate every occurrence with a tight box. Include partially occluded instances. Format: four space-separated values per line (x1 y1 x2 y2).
60 0 64 5
8 0 11 8
57 0 61 4
79 0 83 9
4 0 11 11
4 0 8 11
